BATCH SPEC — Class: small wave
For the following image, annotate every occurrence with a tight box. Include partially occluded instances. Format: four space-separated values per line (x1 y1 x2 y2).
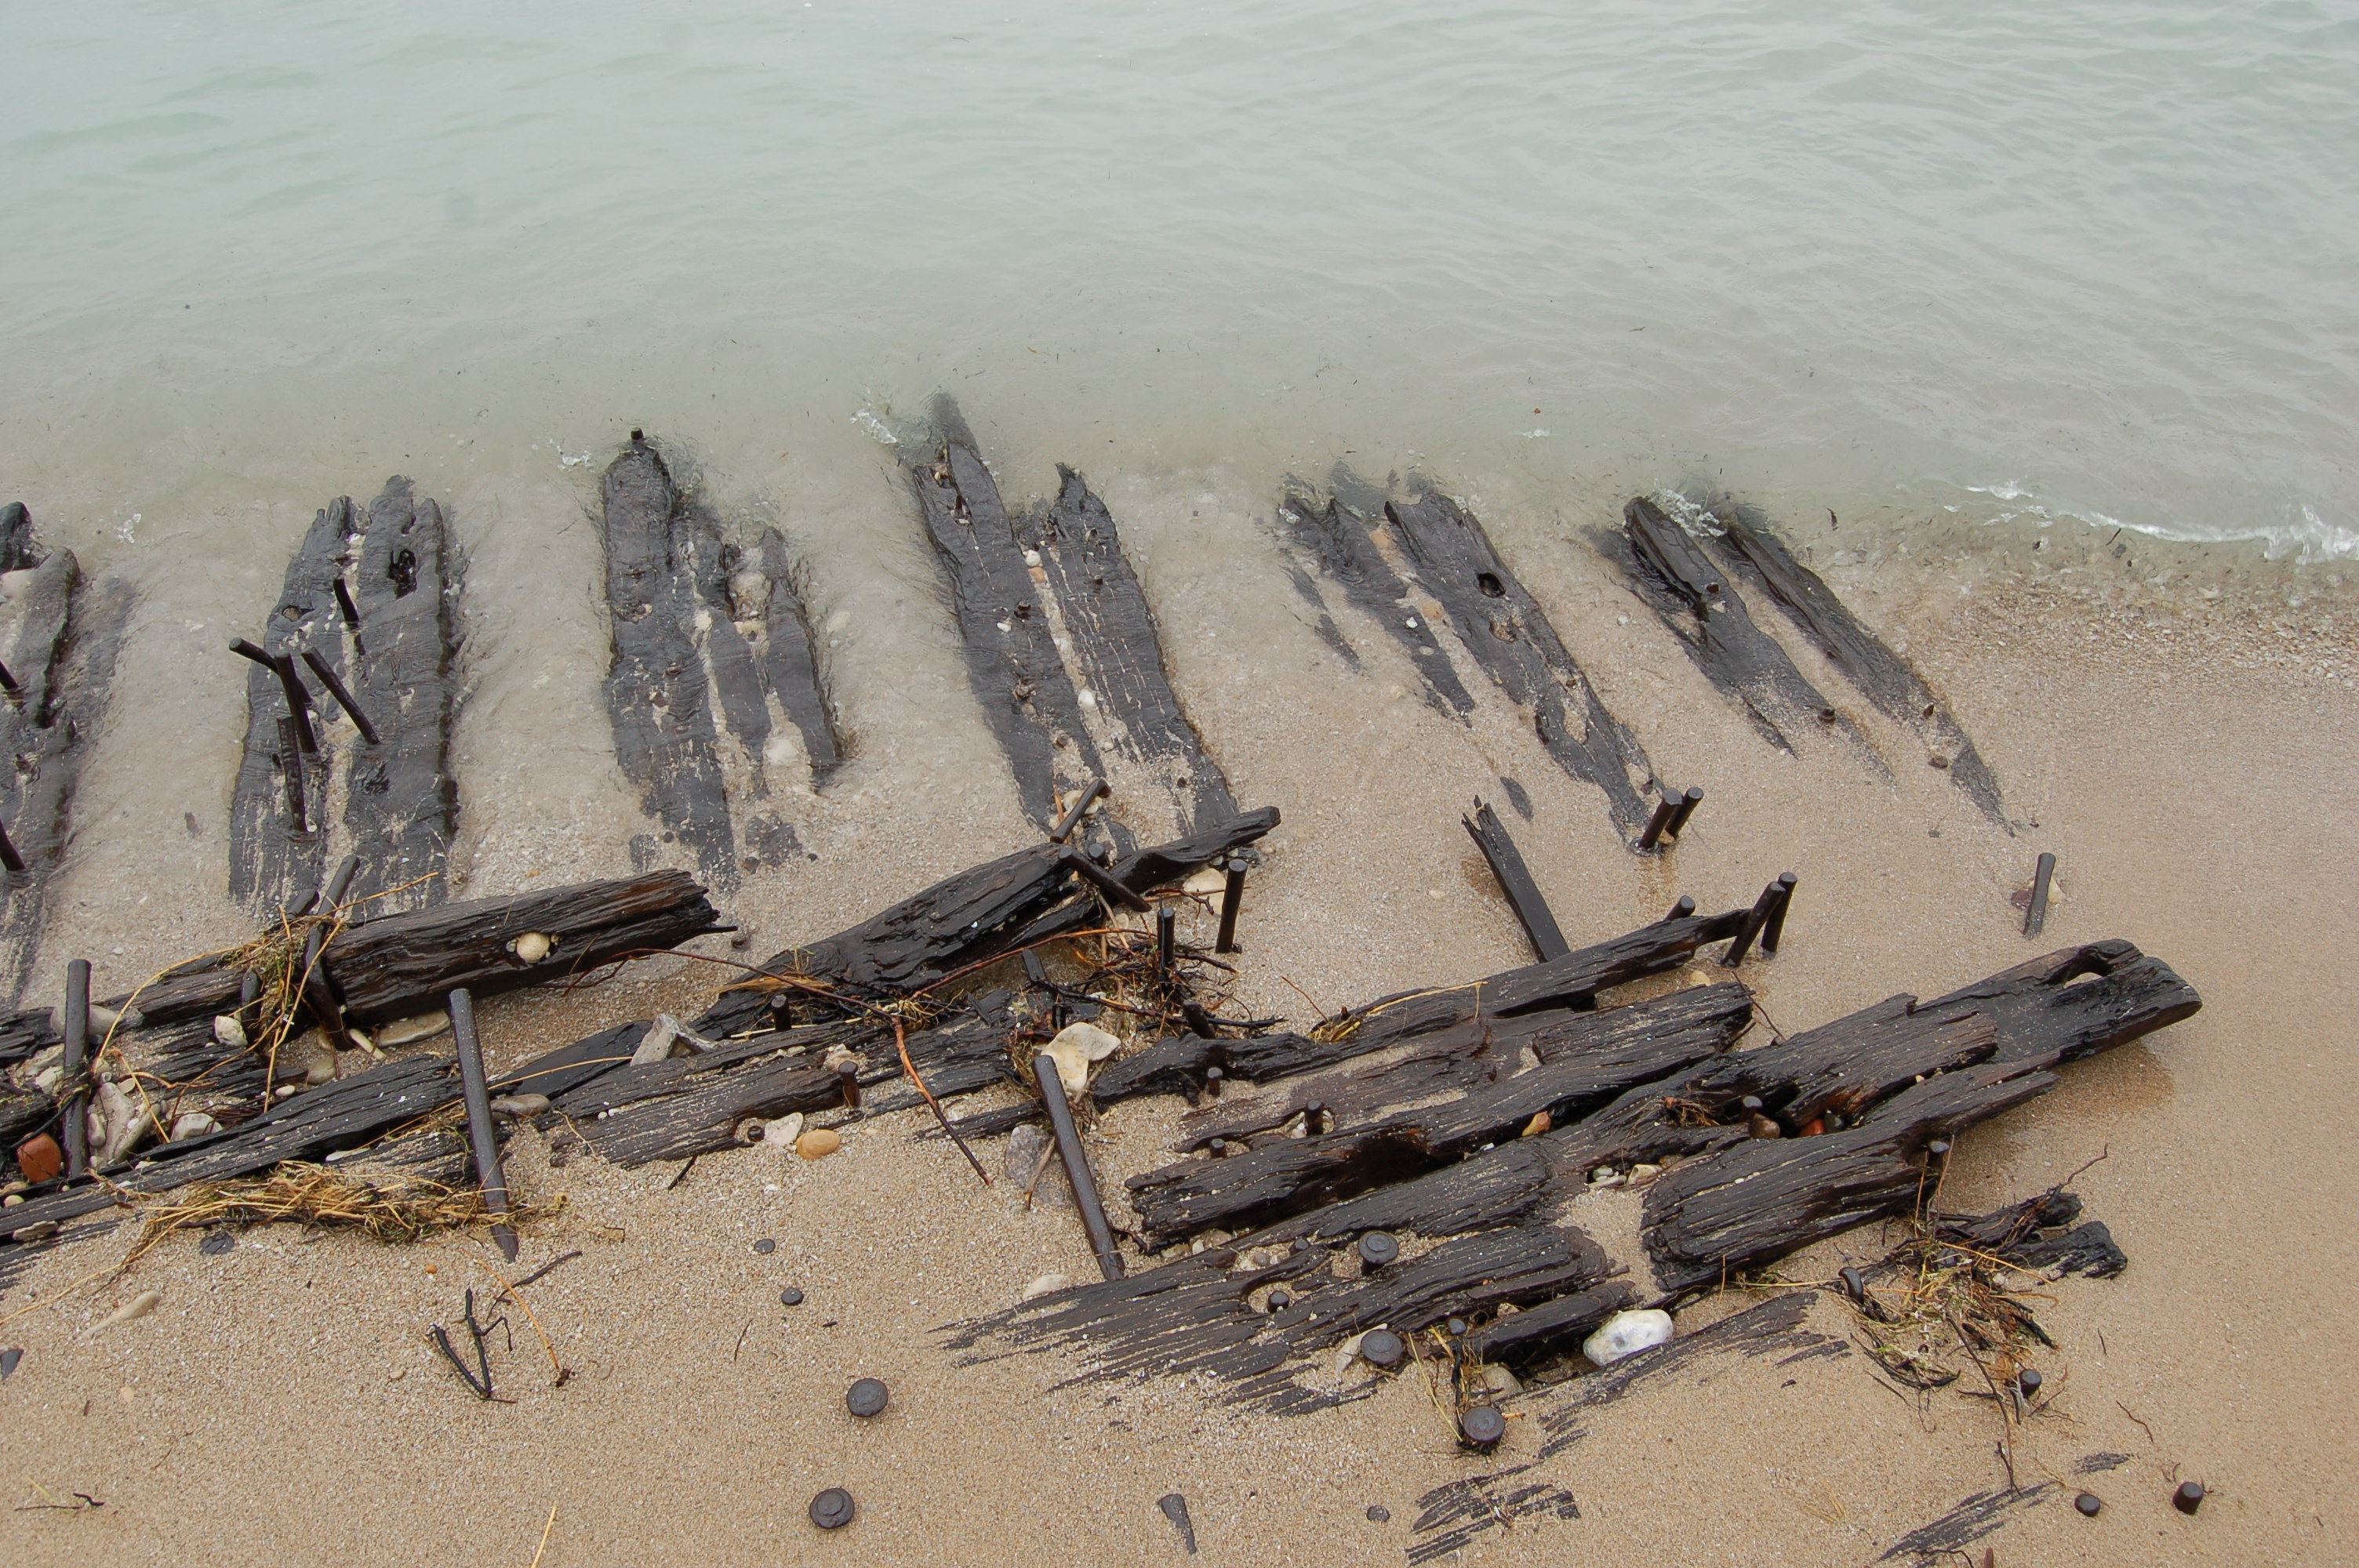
1961 482 2356 564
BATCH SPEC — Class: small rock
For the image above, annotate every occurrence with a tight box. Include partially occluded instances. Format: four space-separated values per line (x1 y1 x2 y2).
781 1287 805 1307
754 1238 777 1255
1749 1115 1783 1140
198 1231 235 1258
796 1127 842 1160
846 1377 889 1417
1482 1364 1521 1397
14 1134 62 1185
2075 1492 2102 1517
0 1347 20 1380
512 931 554 964
78 1289 162 1340
10 1220 60 1244
762 1112 805 1149
0 1195 19 1209
1043 1021 1122 1097
1628 1163 1662 1184
1584 1308 1674 1367
489 1094 550 1118
630 1016 681 1065
1021 1272 1072 1301
172 1112 220 1141
1365 1505 1391 1524
387 1367 405 1382
1521 1110 1551 1138
212 1014 249 1051
809 1488 856 1530
376 1011 452 1048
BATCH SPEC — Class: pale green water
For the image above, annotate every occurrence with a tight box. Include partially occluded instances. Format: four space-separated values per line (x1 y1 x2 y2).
3 0 2354 561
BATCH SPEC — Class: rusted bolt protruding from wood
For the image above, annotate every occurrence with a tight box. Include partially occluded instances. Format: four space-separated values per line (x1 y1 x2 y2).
1215 856 1247 953
1359 1330 1405 1369
2172 1482 2205 1515
836 1059 861 1111
1664 786 1704 837
809 1488 855 1530
1637 793 1680 851
1358 1231 1400 1269
1761 873 1798 954
1303 1099 1328 1136
1155 905 1176 980
1458 1404 1506 1452
2018 1368 2043 1398
1660 893 1696 924
1202 1065 1223 1099
1265 1289 1292 1313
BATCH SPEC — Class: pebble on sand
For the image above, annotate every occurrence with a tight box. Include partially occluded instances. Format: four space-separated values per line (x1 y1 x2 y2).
796 1127 842 1160
1583 1308 1674 1367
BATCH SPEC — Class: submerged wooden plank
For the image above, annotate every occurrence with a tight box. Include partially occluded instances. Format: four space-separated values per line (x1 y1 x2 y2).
1275 476 1477 721
602 435 738 889
343 478 458 912
1462 798 1568 960
1704 499 2008 824
1383 485 1656 833
227 499 351 912
1617 495 1880 764
0 511 131 1002
755 527 845 786
1020 466 1238 837
902 397 1106 833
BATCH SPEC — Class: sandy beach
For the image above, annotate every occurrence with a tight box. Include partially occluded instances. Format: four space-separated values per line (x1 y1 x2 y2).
1 479 2350 1566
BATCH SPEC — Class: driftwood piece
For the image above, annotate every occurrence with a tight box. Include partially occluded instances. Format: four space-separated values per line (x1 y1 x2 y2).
114 870 723 1030
1933 1186 2127 1279
903 397 1107 833
1704 501 2006 823
1618 497 1877 763
1172 983 1754 1152
1384 486 1655 832
1462 800 1567 960
756 528 845 786
1020 466 1238 837
1124 1018 1736 1247
696 807 1281 1035
1276 478 1475 721
341 479 457 912
227 500 349 910
601 436 741 889
0 513 131 1000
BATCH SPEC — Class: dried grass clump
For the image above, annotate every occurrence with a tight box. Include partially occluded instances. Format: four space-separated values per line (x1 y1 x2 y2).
122 1163 563 1271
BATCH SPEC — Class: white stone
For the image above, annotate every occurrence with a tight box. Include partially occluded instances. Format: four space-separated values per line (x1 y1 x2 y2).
1043 1022 1121 1098
171 1112 220 1141
512 931 554 964
631 1016 681 1065
210 1014 249 1050
489 1094 550 1117
1583 1308 1674 1367
376 1011 451 1048
1021 1272 1073 1301
762 1112 805 1150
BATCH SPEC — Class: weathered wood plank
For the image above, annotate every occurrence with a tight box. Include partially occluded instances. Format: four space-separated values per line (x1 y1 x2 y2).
1618 496 1879 763
343 478 458 912
1463 799 1567 960
1021 466 1238 837
1276 476 1478 720
1384 485 1656 833
602 436 739 890
755 527 845 786
902 397 1106 833
227 499 351 911
1704 500 2007 824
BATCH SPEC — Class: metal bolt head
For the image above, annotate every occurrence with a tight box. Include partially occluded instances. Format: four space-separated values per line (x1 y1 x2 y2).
1359 1330 1405 1369
1266 1290 1291 1313
1458 1404 1506 1450
2173 1481 2205 1515
1357 1231 1401 1269
2018 1368 2042 1396
809 1488 856 1530
780 1287 805 1307
847 1377 889 1418
2075 1492 2102 1518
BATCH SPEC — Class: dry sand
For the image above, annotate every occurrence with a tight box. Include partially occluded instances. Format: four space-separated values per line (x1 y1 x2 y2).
1 487 2352 1566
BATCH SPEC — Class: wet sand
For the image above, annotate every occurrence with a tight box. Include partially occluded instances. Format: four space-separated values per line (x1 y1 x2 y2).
0 459 2352 1566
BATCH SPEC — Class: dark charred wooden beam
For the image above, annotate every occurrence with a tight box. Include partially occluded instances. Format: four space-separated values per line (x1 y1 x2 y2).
0 510 132 1000
1617 496 1879 762
227 499 354 913
1703 501 2008 824
901 397 1107 833
696 806 1281 1034
1020 466 1239 838
1462 800 1568 961
601 436 739 890
1383 485 1656 833
343 479 458 912
755 527 845 786
111 869 724 1030
1276 478 1476 722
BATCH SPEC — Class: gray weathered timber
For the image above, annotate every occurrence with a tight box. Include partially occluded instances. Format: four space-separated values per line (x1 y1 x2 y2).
756 527 844 786
1703 499 2007 824
0 511 131 1001
1616 495 1879 764
1020 466 1238 837
601 437 738 888
343 478 458 912
1384 485 1656 833
902 397 1106 833
227 499 350 911
1275 477 1476 720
